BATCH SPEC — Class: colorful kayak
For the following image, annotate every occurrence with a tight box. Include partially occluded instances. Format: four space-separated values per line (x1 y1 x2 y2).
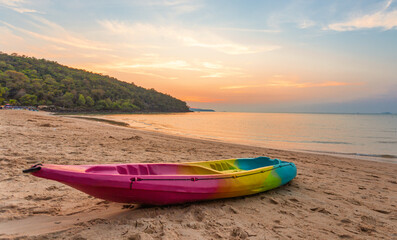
23 157 297 205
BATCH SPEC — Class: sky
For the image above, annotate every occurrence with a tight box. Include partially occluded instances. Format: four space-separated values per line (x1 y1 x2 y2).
0 0 396 113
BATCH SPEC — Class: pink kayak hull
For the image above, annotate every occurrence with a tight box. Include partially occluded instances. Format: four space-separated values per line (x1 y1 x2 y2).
26 157 297 205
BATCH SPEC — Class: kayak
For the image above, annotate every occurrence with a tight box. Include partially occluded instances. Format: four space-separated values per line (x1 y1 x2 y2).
23 157 297 205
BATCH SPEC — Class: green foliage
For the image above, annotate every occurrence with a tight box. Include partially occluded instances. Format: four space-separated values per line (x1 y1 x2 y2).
77 94 86 106
60 92 74 107
0 52 189 112
8 99 18 105
19 94 37 106
86 96 94 107
0 84 8 104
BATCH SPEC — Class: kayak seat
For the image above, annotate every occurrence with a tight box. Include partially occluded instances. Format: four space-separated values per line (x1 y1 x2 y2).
147 164 221 175
235 157 280 170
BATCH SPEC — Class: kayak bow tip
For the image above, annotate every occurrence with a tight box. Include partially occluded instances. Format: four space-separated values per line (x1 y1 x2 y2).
22 163 43 174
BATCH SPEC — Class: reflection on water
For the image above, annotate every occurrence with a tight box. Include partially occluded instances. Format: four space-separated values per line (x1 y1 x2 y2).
102 112 397 163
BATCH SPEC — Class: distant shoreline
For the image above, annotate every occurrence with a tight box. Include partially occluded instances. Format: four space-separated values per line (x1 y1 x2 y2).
52 110 192 115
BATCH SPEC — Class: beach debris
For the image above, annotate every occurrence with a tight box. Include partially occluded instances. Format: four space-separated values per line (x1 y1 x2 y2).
39 123 58 127
373 209 391 214
268 197 279 204
340 218 352 224
338 234 353 239
193 208 206 222
310 207 331 214
123 135 143 140
228 206 239 214
359 224 376 233
231 227 248 239
127 232 153 240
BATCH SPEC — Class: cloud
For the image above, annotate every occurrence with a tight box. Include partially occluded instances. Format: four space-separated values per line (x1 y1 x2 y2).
95 57 246 80
101 60 196 71
200 73 226 78
299 19 316 29
0 0 37 13
220 84 262 90
180 36 280 55
268 81 361 88
220 81 362 90
144 0 193 6
133 0 202 14
328 0 397 31
1 18 111 51
181 96 224 103
99 20 280 55
202 62 223 69
0 25 24 45
214 27 280 33
121 70 179 80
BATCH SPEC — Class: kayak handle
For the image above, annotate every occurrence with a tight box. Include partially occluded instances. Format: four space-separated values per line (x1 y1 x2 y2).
23 164 43 173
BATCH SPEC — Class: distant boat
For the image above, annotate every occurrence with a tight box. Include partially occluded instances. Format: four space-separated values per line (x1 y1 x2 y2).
189 108 215 112
23 157 297 205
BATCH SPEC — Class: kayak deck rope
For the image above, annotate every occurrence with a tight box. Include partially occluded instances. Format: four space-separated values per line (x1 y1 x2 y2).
128 163 292 187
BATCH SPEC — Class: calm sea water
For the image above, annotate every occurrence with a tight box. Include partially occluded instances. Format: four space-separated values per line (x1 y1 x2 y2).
102 112 397 163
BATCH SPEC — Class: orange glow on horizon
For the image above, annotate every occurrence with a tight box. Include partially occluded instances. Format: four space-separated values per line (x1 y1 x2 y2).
179 96 225 103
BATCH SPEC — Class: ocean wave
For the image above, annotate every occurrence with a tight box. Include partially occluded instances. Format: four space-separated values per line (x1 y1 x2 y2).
377 141 397 144
311 141 351 145
302 149 397 159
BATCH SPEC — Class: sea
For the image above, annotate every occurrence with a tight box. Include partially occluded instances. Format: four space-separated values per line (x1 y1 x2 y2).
101 112 397 163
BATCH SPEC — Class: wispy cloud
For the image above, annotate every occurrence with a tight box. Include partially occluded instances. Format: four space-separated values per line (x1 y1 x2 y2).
0 25 24 45
299 19 316 29
144 0 195 6
99 20 280 55
133 0 202 14
220 81 362 90
328 0 397 31
95 57 246 80
214 27 280 33
180 36 280 55
100 60 197 71
1 17 110 51
0 0 37 13
181 96 224 103
267 80 362 88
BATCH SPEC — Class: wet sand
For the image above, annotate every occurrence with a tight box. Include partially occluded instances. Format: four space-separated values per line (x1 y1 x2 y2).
0 110 396 239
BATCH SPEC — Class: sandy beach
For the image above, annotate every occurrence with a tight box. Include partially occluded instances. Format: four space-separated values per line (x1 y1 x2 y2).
0 110 396 240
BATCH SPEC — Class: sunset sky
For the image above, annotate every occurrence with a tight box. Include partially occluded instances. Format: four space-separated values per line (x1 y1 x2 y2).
1 0 396 112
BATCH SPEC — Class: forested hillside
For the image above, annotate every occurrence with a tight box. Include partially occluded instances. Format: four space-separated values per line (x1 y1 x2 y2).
0 52 189 112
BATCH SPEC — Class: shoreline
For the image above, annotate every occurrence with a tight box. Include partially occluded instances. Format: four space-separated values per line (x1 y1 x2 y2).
1 110 396 239
70 113 397 164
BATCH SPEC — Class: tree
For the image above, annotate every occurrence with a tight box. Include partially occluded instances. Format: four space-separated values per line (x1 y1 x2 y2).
77 94 86 106
0 84 8 104
8 99 18 105
95 98 114 110
120 100 140 111
19 94 38 106
60 92 74 107
86 96 94 107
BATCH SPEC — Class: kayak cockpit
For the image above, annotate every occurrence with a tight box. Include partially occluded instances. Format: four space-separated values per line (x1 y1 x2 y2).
85 164 223 175
191 156 281 171
41 157 282 176
84 157 281 176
